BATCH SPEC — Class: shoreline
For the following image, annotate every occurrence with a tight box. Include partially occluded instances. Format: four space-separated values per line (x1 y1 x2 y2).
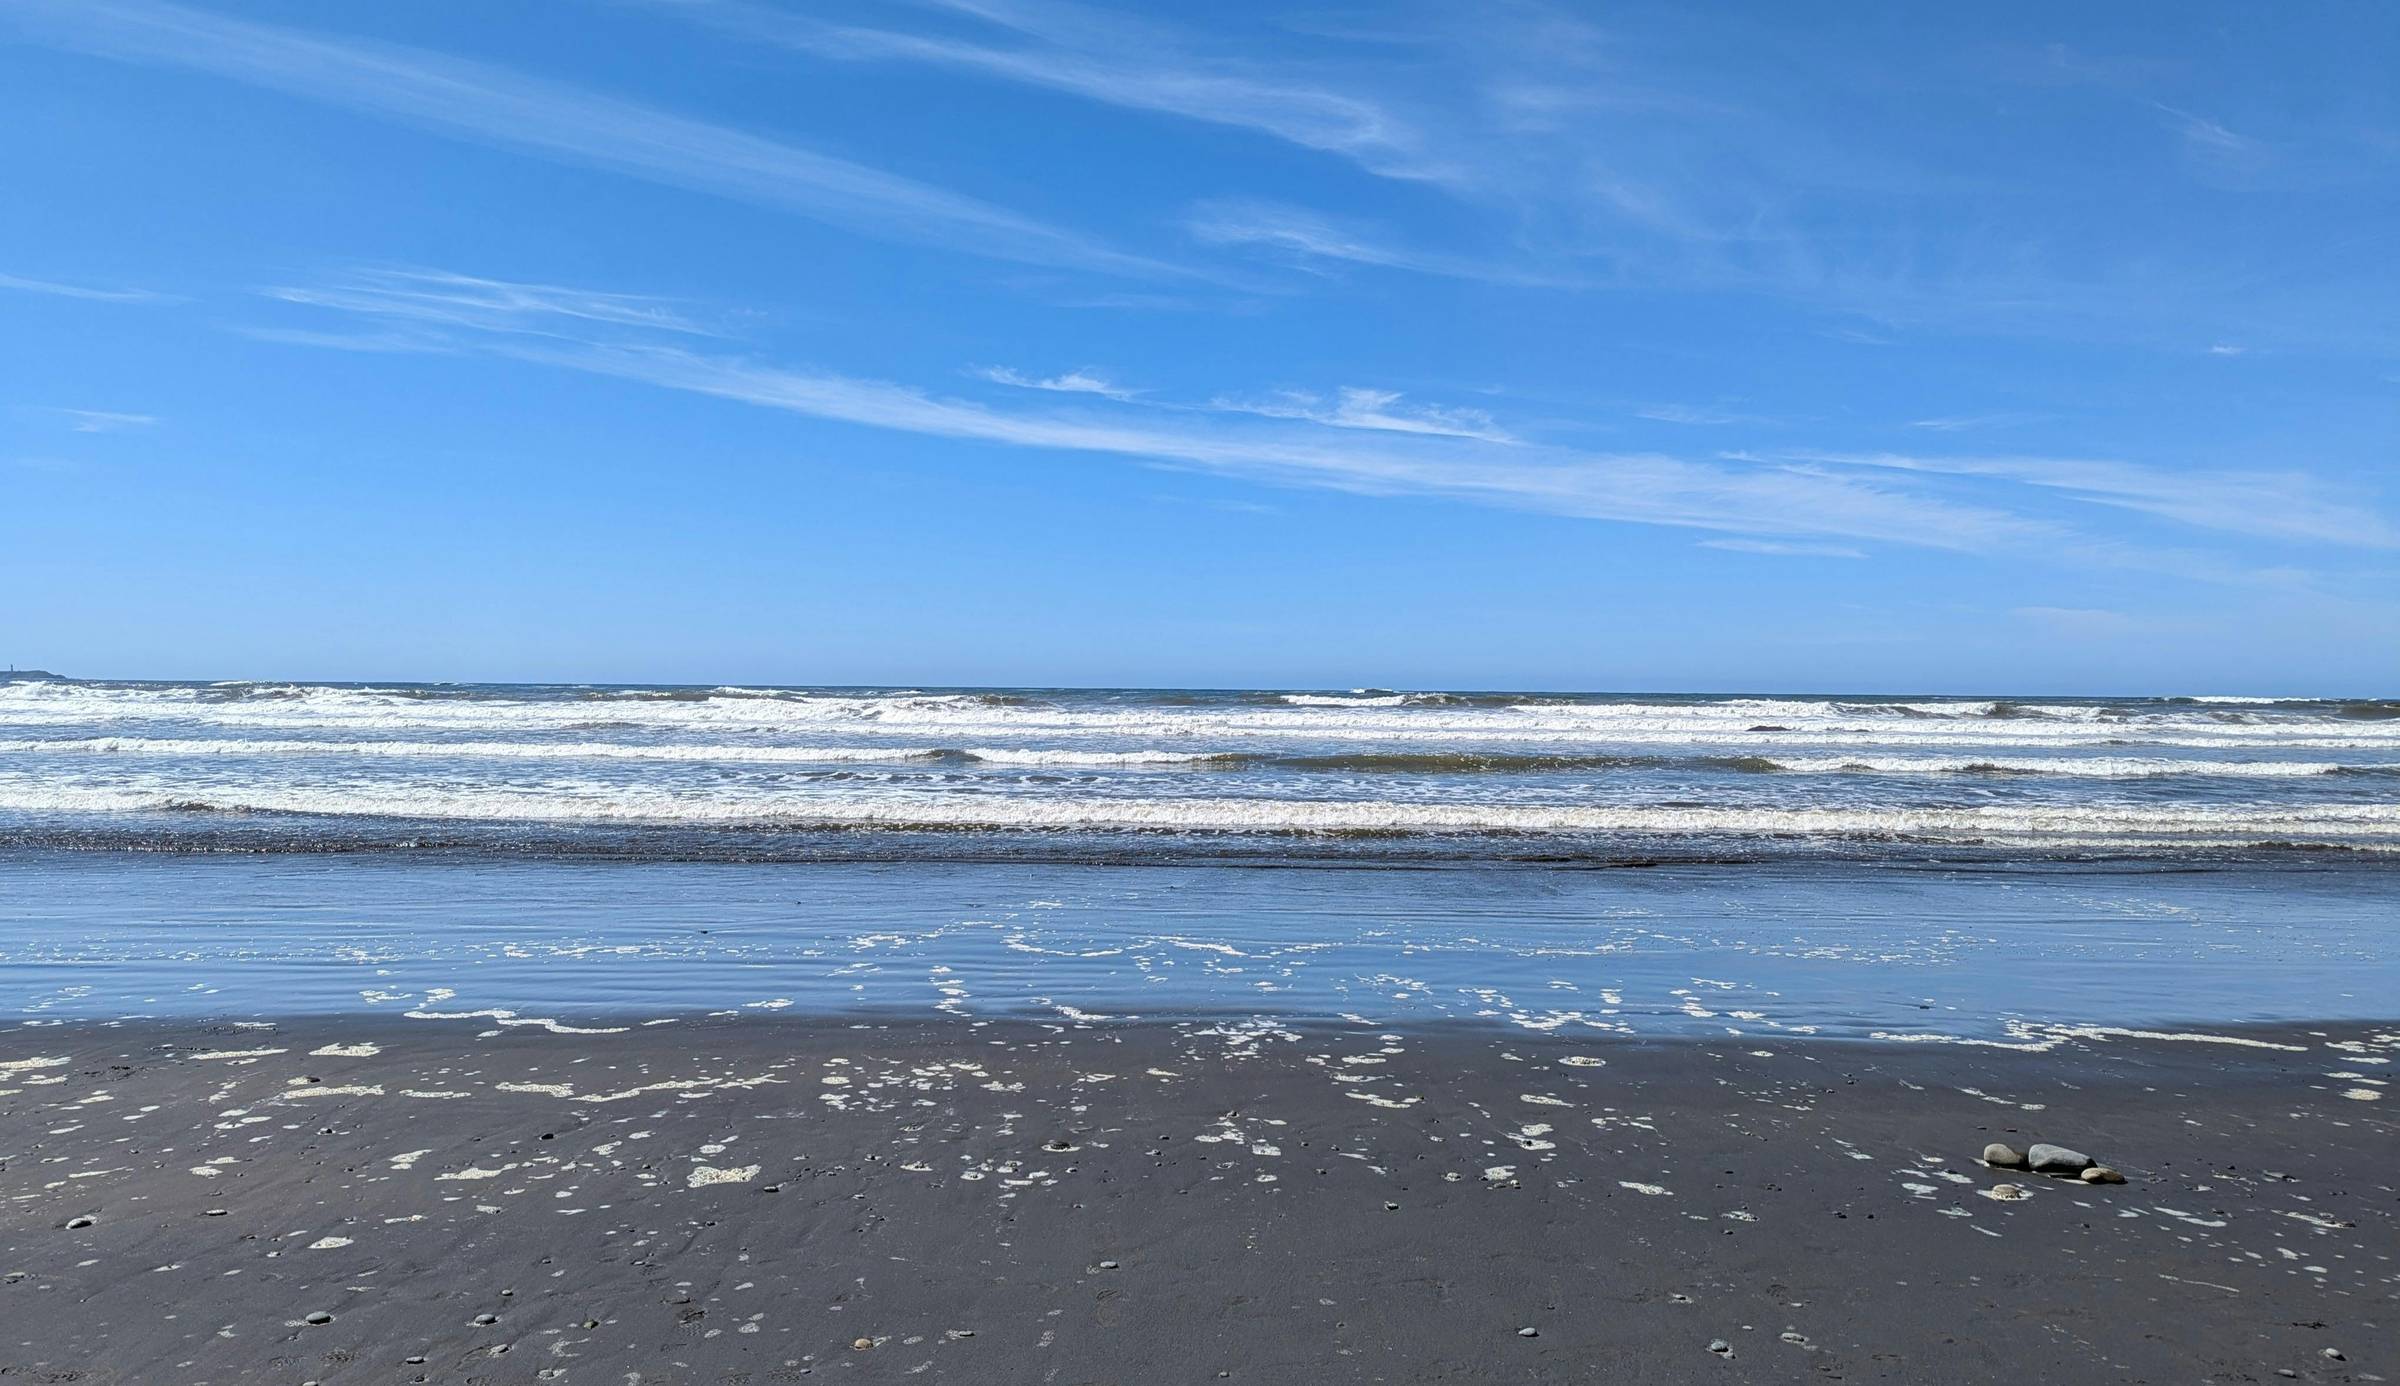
4 1014 2390 1382
9 849 2397 1044
14 830 2400 869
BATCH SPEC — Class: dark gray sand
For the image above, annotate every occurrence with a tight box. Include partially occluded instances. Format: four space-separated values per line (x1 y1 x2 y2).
1 1015 2392 1384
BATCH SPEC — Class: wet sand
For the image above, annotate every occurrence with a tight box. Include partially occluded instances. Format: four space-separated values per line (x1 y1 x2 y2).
0 1015 2392 1384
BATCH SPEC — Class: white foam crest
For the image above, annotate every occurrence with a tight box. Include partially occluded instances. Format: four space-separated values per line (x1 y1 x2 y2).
6 684 2393 751
6 737 2386 779
1766 754 2371 779
0 737 1228 768
1280 693 1409 707
5 780 2394 846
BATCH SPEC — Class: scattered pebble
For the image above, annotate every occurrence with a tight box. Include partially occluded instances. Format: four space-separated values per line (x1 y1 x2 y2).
2081 1166 2126 1185
2025 1143 2093 1174
1981 1143 2024 1168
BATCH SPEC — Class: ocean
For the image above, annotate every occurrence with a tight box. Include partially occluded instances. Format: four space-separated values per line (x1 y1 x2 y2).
2 679 2394 1036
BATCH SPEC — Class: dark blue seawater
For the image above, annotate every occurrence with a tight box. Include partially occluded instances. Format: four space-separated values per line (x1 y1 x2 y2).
2 680 2393 1038
2 680 2396 857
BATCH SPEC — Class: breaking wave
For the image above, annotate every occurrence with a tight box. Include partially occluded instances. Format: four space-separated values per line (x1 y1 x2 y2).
7 680 2396 858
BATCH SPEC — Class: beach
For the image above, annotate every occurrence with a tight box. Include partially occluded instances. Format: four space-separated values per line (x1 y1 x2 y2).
13 0 2397 1372
1 681 2395 1381
2 1013 2391 1383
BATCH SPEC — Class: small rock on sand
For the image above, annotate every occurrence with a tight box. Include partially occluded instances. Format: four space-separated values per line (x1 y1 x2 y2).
1518 1327 1538 1338
2081 1166 2126 1184
1708 1338 1735 1358
1981 1143 2025 1168
1985 1183 2029 1201
2025 1143 2093 1174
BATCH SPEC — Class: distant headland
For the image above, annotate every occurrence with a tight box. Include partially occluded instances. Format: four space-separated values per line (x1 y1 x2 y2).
2 668 65 681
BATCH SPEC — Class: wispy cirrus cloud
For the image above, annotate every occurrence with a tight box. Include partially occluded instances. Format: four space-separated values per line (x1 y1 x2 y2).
1180 199 1573 286
44 408 158 433
1210 387 1517 444
247 266 2084 555
2150 102 2270 181
239 267 2400 579
1637 404 1783 428
3 0 1178 279
1770 450 2399 549
622 0 2394 357
1699 538 1867 559
264 268 724 340
1183 199 1433 272
548 347 2051 551
646 0 1452 184
974 366 1139 401
1907 413 2039 432
0 270 175 304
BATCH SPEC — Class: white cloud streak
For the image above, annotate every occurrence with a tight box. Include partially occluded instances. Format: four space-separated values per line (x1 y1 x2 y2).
263 268 723 340
2151 102 2266 173
1183 199 1429 271
624 0 2398 356
1776 450 2398 550
1210 387 1517 444
0 270 173 303
550 344 2048 549
243 268 2395 573
4 0 1177 279
651 0 1451 183
1699 538 1867 559
975 366 1139 401
1907 413 2034 432
250 267 2072 554
47 408 157 433
1637 404 1782 428
1182 199 1568 285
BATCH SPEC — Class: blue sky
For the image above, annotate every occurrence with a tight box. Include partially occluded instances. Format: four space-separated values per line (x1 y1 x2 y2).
3 0 2395 692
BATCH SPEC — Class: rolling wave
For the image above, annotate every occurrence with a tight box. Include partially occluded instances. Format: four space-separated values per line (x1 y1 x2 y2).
7 679 2395 859
6 685 2394 751
2 737 2389 779
2 779 2394 848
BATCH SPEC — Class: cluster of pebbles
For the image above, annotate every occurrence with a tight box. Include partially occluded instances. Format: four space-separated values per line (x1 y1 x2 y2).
1980 1140 2127 1199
